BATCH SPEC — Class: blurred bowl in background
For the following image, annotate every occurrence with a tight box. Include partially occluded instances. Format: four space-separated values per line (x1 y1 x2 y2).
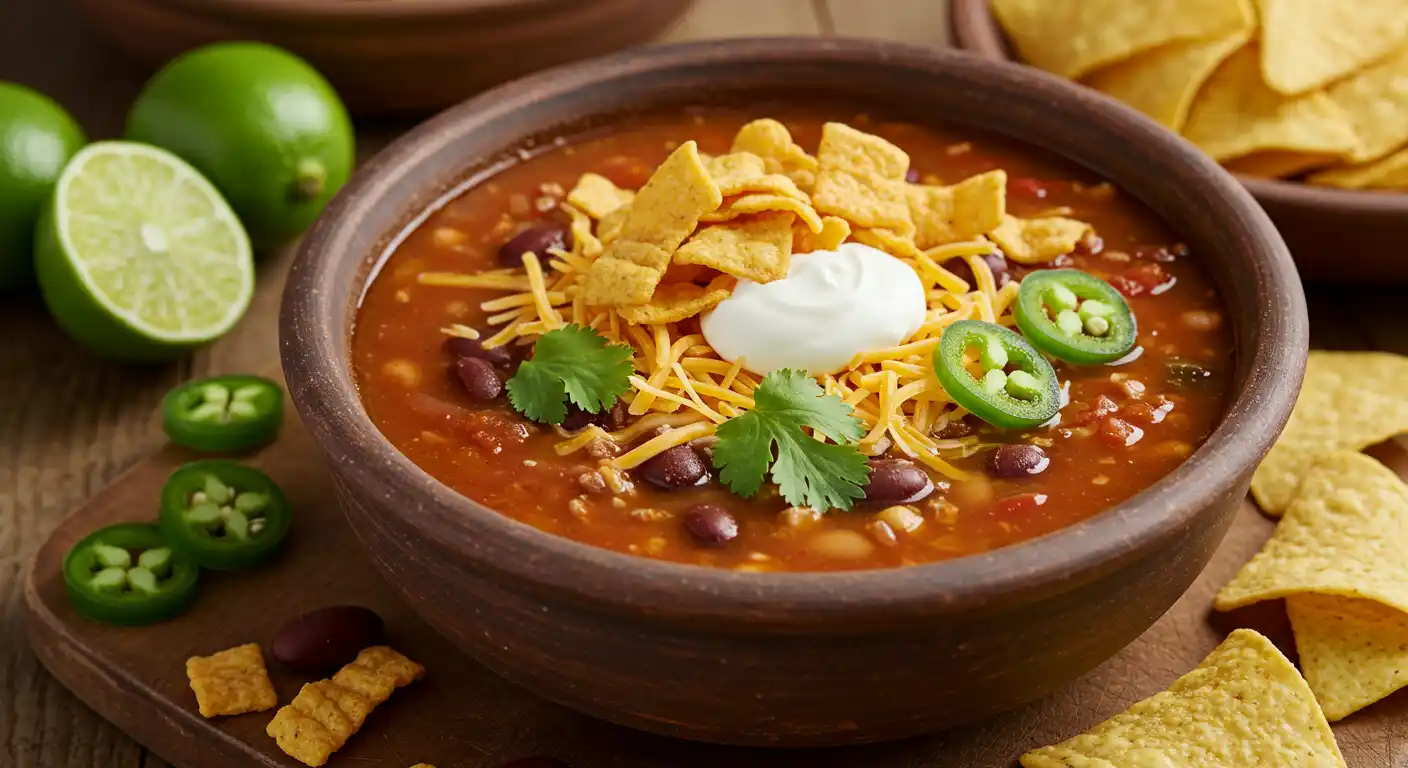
74 0 693 116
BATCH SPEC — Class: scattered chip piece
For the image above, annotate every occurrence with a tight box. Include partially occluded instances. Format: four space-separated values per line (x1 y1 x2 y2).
812 122 913 234
1250 351 1408 516
1220 450 1408 614
708 152 809 202
991 0 1254 80
675 213 794 284
1258 0 1408 97
730 118 818 191
907 170 1007 249
598 206 629 245
566 173 635 219
560 203 601 258
988 214 1091 265
616 278 735 325
795 215 850 253
266 646 425 767
700 193 823 234
1323 46 1408 164
852 227 923 260
1288 593 1408 721
1020 629 1346 768
1310 147 1408 190
1183 46 1358 166
186 642 278 719
1085 30 1251 131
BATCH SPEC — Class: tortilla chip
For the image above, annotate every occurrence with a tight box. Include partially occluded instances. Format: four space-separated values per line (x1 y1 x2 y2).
1310 147 1408 190
675 213 794 284
1220 450 1408 613
1258 0 1408 96
700 193 823 233
1324 46 1408 164
908 170 1007 249
1288 593 1408 721
560 203 601 258
1225 150 1339 179
730 118 818 191
579 256 664 307
707 153 810 202
1020 629 1345 768
185 643 278 718
795 215 850 253
988 214 1091 265
1250 351 1408 516
852 227 923 260
812 122 913 234
1085 29 1251 131
1183 46 1359 165
616 279 734 325
566 173 635 219
598 207 629 245
991 0 1254 80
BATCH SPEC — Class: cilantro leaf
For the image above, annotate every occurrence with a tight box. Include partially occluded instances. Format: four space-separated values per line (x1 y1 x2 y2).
712 369 870 511
505 324 634 424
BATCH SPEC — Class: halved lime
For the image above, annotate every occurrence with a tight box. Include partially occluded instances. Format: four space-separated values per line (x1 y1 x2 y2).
35 141 254 361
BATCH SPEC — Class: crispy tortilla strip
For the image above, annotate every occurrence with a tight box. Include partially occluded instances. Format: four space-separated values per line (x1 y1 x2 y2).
794 215 850 253
1309 147 1408 190
185 643 277 718
1324 46 1408 164
1183 46 1359 165
1288 593 1408 721
908 170 1007 249
699 193 823 233
616 279 734 325
988 214 1091 265
1020 629 1345 768
1085 29 1252 131
1257 0 1408 96
730 118 818 191
566 173 635 219
1225 150 1339 179
707 152 808 201
991 0 1253 80
1220 451 1408 613
811 122 913 234
561 203 601 258
675 213 794 283
1250 351 1408 516
580 141 722 306
852 227 923 259
598 206 629 245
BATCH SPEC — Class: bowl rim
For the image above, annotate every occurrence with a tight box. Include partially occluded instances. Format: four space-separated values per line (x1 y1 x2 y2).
281 35 1307 628
150 0 586 21
948 0 1408 212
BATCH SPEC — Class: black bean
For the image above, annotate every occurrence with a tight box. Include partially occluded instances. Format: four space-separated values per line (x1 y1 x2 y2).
456 357 504 402
944 250 1011 287
498 222 572 268
638 444 708 490
683 504 738 547
864 458 934 503
986 444 1050 478
445 335 513 366
561 401 627 431
272 606 384 672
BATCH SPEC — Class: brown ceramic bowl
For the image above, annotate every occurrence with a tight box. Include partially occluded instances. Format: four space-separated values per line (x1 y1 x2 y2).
281 37 1307 746
950 0 1408 283
73 0 692 115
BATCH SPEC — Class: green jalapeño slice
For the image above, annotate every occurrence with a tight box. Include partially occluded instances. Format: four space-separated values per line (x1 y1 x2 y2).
162 375 283 452
934 320 1061 429
63 523 200 625
159 461 291 570
1014 269 1137 365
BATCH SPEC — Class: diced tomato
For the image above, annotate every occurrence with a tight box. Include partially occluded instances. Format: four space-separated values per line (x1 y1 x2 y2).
1098 416 1145 448
1110 263 1176 298
1009 177 1049 199
1124 396 1175 426
995 492 1049 517
1071 394 1119 427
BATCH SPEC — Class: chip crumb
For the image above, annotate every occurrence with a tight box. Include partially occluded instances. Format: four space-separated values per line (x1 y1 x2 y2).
186 643 278 719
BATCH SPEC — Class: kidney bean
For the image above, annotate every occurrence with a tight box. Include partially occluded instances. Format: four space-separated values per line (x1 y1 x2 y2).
863 458 934 503
272 606 384 672
986 444 1050 478
944 250 1011 287
638 444 708 490
456 357 504 402
498 222 572 268
904 168 922 184
560 401 627 431
683 504 738 547
445 335 513 366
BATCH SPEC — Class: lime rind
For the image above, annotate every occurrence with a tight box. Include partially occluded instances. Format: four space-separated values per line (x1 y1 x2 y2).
37 141 253 360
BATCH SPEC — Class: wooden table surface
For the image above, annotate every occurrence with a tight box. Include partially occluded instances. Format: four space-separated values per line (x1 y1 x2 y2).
1 2 1403 766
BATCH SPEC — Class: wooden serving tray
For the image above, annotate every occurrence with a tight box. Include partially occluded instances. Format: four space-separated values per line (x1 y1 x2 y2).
23 407 1408 767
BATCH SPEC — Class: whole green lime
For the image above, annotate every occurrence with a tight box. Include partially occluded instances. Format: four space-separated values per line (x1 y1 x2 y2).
0 83 86 290
125 42 354 250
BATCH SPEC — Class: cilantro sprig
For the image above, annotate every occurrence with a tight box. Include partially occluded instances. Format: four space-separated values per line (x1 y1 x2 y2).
711 369 871 512
506 324 634 425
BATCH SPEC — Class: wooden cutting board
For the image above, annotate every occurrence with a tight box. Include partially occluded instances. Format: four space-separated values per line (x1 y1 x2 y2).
22 405 1408 768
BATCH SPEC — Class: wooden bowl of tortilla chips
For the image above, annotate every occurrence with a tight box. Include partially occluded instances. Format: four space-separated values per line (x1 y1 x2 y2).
950 0 1408 283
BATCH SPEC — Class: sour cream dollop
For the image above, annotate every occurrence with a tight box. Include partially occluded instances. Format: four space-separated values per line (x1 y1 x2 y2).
701 242 926 375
